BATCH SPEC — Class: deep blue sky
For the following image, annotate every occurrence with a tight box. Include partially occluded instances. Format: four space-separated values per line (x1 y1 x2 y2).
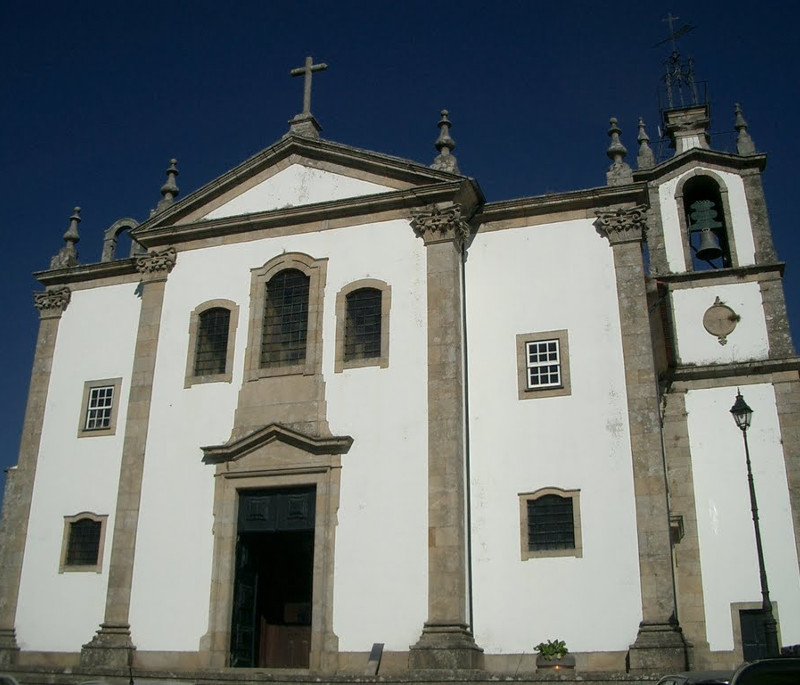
1 2 797 502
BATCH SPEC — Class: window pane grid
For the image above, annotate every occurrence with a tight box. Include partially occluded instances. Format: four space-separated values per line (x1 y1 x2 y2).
344 288 382 361
261 269 310 367
66 519 102 565
85 386 114 430
526 339 561 388
527 495 575 550
195 307 231 376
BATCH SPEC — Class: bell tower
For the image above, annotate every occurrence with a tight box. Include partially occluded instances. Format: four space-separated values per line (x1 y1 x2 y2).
633 17 800 669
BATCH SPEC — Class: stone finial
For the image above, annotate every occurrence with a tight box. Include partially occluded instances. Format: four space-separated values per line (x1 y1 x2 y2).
734 103 756 156
431 110 460 174
49 207 81 269
155 159 180 212
606 118 633 186
637 117 656 169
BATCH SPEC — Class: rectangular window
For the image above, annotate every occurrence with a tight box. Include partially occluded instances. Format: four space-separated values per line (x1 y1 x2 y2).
516 330 570 400
78 378 122 437
344 288 382 361
525 339 561 389
85 386 114 430
195 307 232 376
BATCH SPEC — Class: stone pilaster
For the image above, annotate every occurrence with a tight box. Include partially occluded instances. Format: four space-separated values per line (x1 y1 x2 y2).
408 205 483 671
662 389 710 668
0 287 71 665
82 248 176 668
595 207 688 673
773 374 800 580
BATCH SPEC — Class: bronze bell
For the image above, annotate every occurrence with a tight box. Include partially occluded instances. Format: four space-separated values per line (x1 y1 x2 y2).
696 227 723 261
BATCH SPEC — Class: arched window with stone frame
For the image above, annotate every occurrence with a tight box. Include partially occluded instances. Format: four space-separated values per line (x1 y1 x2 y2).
244 253 328 381
334 279 391 372
185 299 239 387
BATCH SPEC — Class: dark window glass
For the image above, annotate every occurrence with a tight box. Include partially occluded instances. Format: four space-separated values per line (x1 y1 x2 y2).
195 307 231 376
261 269 310 367
344 288 382 361
527 495 575 551
66 518 102 566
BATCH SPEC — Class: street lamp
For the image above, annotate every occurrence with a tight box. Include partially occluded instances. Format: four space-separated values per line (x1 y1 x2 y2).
730 390 780 658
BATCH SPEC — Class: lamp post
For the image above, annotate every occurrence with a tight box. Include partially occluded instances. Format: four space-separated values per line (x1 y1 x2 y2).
730 390 780 658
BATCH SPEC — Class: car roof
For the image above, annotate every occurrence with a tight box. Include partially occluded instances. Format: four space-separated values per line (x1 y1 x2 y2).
657 671 733 684
731 657 800 684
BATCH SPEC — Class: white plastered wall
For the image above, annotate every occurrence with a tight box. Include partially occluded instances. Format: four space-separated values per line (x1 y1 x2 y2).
129 218 429 653
466 218 642 653
671 282 769 365
685 384 800 650
202 164 394 220
15 284 141 651
658 167 757 273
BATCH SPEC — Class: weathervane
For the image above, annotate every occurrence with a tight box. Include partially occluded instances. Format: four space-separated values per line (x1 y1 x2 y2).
290 56 328 116
656 13 699 109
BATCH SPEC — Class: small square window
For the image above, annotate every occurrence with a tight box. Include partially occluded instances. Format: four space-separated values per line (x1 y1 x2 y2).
60 513 108 573
519 488 582 560
78 378 122 437
516 330 570 400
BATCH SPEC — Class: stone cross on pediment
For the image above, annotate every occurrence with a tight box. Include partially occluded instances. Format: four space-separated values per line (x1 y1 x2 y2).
290 56 328 115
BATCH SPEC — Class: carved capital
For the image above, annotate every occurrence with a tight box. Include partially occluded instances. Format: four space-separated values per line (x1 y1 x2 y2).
595 205 649 245
411 205 471 246
33 286 71 317
135 247 177 277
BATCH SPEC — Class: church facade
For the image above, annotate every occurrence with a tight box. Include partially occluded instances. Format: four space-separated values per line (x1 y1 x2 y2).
1 59 799 679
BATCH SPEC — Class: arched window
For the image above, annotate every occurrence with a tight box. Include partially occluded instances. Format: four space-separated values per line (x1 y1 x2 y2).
261 269 311 368
185 299 239 387
195 307 232 376
682 176 732 270
344 288 382 361
60 512 108 572
334 279 391 372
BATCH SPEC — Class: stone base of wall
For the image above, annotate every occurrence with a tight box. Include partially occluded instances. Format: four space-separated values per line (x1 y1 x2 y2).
80 624 135 669
627 621 689 674
0 627 20 667
408 622 484 671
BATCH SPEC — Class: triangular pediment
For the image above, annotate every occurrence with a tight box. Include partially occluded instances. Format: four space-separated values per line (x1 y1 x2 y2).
200 163 396 220
201 422 353 467
134 135 466 243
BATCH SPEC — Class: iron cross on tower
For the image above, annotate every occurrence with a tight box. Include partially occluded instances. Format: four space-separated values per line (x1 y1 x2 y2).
290 56 328 115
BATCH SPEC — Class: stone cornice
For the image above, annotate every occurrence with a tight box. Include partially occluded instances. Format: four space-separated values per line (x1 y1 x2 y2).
135 247 177 277
477 183 648 225
633 147 767 183
595 205 649 245
35 258 139 288
666 357 800 384
201 423 353 464
411 204 472 246
653 262 785 287
33 286 71 317
135 181 477 249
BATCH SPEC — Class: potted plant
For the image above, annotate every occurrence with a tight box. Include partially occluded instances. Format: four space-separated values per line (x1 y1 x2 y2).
534 639 575 670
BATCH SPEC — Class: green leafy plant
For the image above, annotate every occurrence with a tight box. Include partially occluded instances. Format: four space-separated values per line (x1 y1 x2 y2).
534 639 568 661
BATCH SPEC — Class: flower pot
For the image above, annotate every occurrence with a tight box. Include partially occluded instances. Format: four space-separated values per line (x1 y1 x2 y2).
536 652 576 671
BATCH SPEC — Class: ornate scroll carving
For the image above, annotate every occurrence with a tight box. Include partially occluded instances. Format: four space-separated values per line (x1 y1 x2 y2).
595 205 649 245
135 247 177 276
411 204 471 246
33 286 71 316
